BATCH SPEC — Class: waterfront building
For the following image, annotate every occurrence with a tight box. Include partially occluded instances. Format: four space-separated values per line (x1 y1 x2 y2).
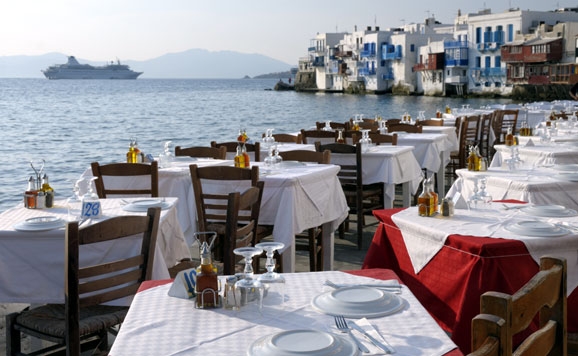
299 6 578 97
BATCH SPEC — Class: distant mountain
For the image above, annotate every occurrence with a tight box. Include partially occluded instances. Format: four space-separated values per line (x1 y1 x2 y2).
0 49 295 79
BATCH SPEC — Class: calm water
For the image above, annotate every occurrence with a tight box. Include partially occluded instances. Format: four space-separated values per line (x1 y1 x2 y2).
0 78 513 213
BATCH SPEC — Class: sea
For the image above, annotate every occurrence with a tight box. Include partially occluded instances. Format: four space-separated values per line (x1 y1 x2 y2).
0 78 514 213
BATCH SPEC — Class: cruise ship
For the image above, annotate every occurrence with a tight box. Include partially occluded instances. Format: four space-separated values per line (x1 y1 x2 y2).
42 56 143 79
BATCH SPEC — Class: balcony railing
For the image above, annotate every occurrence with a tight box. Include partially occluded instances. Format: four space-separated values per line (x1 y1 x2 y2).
382 72 394 80
383 51 402 60
444 40 469 49
359 68 377 76
445 75 468 84
360 50 376 58
472 67 506 77
446 59 469 67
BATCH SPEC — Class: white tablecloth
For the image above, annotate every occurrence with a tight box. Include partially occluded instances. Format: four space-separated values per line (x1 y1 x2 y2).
491 143 578 168
0 198 189 304
109 271 458 356
447 167 578 211
83 160 348 273
391 206 578 294
330 145 423 208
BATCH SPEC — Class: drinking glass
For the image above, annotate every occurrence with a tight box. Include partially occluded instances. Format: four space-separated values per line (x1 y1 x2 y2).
477 176 493 209
66 179 83 221
158 141 173 168
359 129 372 152
234 246 264 318
322 121 332 131
256 242 285 310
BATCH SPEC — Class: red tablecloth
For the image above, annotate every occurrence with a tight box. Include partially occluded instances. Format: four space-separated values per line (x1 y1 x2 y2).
138 268 463 356
364 208 578 353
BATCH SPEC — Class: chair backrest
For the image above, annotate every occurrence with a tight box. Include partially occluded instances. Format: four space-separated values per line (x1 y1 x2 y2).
315 142 362 188
366 132 398 146
279 149 330 164
300 129 337 144
420 119 444 126
492 109 519 142
175 145 227 159
387 123 423 133
65 207 161 353
479 113 494 158
91 161 159 198
468 314 506 356
264 133 302 144
189 164 262 274
480 256 567 356
210 141 261 162
385 118 401 127
315 121 349 131
352 119 379 132
456 116 481 169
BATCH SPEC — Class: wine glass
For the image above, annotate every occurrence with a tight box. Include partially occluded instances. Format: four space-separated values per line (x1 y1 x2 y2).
256 242 285 310
234 246 264 317
66 179 83 221
158 141 173 168
359 129 372 152
273 146 283 168
477 176 493 209
322 121 332 131
467 176 484 210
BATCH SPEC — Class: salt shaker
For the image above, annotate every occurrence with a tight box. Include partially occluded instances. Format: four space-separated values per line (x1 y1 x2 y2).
224 276 240 310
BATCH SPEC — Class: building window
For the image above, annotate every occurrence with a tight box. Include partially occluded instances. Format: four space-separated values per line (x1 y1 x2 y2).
476 27 482 44
495 56 501 68
485 56 491 68
476 56 481 67
508 24 514 42
410 44 415 52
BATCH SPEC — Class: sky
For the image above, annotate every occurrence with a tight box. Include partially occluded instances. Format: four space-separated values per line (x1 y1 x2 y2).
0 0 570 65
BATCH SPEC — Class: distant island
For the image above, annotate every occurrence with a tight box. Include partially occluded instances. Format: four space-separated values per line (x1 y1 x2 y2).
250 71 293 79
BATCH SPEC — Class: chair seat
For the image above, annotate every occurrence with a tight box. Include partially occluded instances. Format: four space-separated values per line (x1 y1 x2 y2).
15 304 127 339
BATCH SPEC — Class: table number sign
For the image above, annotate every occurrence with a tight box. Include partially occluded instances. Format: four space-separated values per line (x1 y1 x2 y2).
81 199 101 218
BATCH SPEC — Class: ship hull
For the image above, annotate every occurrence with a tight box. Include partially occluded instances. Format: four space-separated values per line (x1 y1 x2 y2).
43 69 142 80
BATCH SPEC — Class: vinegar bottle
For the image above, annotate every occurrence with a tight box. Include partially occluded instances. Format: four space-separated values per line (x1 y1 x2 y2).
41 174 55 208
427 177 438 215
418 181 432 217
234 141 246 168
505 125 515 146
25 176 37 208
195 242 219 308
126 140 135 163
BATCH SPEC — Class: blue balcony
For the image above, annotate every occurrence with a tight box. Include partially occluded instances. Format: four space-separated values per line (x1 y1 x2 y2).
472 67 506 77
360 50 376 58
444 40 469 49
446 59 469 67
312 58 325 67
359 68 376 76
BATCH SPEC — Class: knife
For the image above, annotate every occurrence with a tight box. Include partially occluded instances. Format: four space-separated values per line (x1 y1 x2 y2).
349 322 395 354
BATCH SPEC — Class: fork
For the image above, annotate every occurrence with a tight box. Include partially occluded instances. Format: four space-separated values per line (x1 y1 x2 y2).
334 315 369 353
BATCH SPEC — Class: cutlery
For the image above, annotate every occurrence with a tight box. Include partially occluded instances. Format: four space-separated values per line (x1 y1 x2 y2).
324 280 402 293
349 321 395 354
502 204 524 210
334 315 369 353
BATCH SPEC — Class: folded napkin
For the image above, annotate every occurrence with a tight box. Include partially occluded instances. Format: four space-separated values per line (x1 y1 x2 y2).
167 268 197 299
329 279 401 289
525 138 535 147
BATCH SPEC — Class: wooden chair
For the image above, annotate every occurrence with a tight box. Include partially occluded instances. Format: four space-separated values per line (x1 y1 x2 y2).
277 149 331 271
210 141 261 162
468 314 506 356
387 123 423 133
91 161 159 198
264 133 302 144
315 121 349 131
419 119 444 126
492 109 519 144
355 132 398 146
189 164 269 275
479 256 568 356
175 145 227 159
300 129 337 145
478 113 495 159
315 143 384 249
447 115 480 179
385 118 401 127
6 207 161 356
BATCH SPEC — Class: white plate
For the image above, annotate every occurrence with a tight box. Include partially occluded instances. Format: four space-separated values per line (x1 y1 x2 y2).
247 330 359 356
14 216 64 232
505 221 569 237
556 172 578 182
311 286 405 319
280 161 306 168
122 201 170 212
521 204 577 217
553 164 578 172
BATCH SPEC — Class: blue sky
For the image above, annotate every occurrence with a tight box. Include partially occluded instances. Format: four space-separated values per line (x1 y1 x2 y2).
0 0 567 65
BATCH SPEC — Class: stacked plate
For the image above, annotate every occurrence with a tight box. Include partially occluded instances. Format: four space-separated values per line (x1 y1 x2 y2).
521 204 577 217
556 172 578 182
505 220 569 237
553 164 578 172
122 199 170 212
311 286 405 319
247 330 359 356
14 216 64 232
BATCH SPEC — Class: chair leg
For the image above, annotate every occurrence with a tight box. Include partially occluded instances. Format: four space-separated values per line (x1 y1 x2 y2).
307 228 317 272
316 228 324 271
357 209 363 250
6 313 22 356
